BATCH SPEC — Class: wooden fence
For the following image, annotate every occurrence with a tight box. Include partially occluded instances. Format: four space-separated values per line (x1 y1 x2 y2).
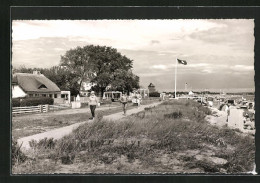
49 104 71 111
12 103 71 115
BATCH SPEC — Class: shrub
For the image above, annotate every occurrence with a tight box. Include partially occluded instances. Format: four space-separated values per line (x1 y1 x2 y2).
12 138 27 165
164 111 183 119
20 97 54 106
149 92 160 97
198 105 212 115
29 138 56 149
60 153 75 164
12 98 20 107
80 103 88 108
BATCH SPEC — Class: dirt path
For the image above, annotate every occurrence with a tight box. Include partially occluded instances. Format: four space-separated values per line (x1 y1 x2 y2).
17 102 162 151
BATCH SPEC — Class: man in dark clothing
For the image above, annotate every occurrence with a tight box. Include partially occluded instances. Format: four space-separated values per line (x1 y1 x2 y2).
88 91 98 120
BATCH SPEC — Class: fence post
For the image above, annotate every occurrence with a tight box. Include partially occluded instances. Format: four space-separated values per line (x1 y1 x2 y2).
45 104 49 113
39 105 43 113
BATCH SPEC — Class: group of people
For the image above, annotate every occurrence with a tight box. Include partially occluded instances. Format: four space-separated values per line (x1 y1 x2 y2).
87 91 133 120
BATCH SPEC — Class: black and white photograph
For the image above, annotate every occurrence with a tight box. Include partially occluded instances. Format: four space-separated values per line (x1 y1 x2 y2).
11 19 255 174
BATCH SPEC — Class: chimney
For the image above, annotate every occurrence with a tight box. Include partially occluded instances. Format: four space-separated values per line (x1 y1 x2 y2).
33 70 41 75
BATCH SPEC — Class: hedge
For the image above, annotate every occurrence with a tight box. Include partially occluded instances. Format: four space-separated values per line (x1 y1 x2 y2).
12 97 54 107
149 92 160 97
12 99 20 107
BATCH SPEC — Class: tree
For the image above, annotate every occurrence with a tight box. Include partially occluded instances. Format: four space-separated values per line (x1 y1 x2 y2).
42 66 80 96
86 45 133 95
60 46 93 95
110 70 140 94
12 65 34 74
60 45 138 96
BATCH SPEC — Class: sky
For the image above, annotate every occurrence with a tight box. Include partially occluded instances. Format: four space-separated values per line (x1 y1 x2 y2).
12 20 255 92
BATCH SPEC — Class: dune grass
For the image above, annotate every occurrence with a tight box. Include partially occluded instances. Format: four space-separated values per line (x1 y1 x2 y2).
12 99 255 174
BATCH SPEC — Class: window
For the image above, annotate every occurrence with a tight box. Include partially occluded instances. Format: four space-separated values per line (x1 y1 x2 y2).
29 94 33 97
54 94 57 98
49 94 53 98
42 94 46 97
38 84 47 89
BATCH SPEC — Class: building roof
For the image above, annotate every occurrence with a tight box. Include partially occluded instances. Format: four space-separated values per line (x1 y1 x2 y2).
12 75 18 85
13 73 60 93
148 83 155 87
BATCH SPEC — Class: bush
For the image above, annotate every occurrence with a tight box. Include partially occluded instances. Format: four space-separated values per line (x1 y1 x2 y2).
20 97 54 107
164 111 183 119
29 138 56 149
12 98 20 107
80 103 89 108
149 92 160 97
12 138 27 165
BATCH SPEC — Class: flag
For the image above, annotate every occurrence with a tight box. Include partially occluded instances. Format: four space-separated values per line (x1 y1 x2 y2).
177 58 187 65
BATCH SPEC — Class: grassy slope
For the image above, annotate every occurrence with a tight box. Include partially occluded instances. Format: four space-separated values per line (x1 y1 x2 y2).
12 99 255 174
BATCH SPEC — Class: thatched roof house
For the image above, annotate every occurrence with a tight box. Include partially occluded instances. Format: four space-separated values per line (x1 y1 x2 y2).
12 71 61 98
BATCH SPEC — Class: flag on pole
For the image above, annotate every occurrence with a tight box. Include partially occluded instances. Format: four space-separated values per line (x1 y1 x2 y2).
177 58 187 65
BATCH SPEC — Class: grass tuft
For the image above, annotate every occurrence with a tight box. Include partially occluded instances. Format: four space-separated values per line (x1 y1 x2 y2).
12 138 27 166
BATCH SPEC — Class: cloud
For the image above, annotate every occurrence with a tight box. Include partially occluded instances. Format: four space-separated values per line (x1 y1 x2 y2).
201 69 213 73
12 37 90 68
186 63 210 67
151 65 167 70
150 40 160 45
233 65 254 71
188 19 254 54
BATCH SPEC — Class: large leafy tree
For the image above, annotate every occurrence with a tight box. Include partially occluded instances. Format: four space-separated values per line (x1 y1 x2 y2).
60 45 138 95
110 70 140 94
60 46 93 94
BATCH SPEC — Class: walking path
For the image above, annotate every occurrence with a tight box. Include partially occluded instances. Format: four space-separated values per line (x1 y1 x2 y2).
17 102 162 151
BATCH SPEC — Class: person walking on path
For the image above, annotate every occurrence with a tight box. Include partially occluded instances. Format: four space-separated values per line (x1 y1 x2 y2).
89 91 99 120
120 92 128 115
226 104 230 122
136 93 142 108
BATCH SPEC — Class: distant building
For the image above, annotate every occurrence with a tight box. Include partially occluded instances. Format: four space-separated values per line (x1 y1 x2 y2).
148 83 156 93
188 91 194 95
80 81 96 96
12 71 61 98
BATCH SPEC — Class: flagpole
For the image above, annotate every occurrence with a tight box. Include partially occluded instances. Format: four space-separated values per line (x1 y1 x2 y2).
175 58 177 98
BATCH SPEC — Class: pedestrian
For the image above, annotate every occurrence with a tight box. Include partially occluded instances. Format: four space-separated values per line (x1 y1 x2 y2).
88 91 98 120
120 92 128 115
137 93 142 107
226 104 230 122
